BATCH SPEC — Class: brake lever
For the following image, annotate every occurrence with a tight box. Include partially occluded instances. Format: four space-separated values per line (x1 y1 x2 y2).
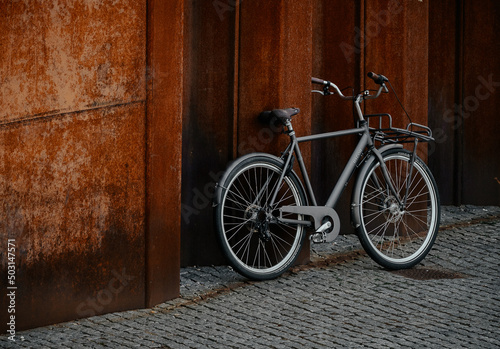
312 85 334 96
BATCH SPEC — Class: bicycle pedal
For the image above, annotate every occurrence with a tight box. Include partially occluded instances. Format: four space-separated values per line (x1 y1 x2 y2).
310 233 326 244
311 220 339 243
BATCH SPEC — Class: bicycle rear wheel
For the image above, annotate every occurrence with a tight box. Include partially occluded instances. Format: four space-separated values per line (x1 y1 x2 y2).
355 148 440 269
214 155 307 280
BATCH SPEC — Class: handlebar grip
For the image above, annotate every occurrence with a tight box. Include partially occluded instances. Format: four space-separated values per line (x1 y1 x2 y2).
311 77 329 85
367 72 388 85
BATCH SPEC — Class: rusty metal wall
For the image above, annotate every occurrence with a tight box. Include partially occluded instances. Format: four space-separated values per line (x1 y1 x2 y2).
461 0 500 204
0 0 185 332
311 0 359 234
181 0 236 267
237 0 314 265
364 0 429 139
181 0 317 267
428 0 460 205
428 0 500 205
145 0 184 308
1 0 185 332
180 0 433 267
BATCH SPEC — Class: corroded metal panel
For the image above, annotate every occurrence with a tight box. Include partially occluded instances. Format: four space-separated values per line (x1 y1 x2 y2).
0 1 146 123
0 104 146 331
181 0 237 267
364 0 429 135
428 0 460 205
237 0 314 173
461 0 500 205
428 0 500 205
181 0 316 267
145 0 184 306
0 0 147 331
312 0 429 231
237 0 314 265
311 0 358 232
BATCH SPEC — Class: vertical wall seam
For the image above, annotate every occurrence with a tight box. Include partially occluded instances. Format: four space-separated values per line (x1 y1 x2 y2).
144 0 152 308
232 1 240 159
454 0 465 205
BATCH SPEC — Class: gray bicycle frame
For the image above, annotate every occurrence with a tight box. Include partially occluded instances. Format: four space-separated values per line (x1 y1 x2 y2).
268 82 403 227
280 122 371 209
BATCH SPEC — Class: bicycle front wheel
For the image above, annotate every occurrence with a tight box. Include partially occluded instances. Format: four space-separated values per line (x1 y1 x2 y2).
355 149 440 270
214 155 307 280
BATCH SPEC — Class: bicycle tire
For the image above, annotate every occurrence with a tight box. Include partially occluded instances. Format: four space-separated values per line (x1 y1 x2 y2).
355 148 440 270
214 155 307 280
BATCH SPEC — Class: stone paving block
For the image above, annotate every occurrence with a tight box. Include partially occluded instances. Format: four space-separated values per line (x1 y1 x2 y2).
2 206 500 349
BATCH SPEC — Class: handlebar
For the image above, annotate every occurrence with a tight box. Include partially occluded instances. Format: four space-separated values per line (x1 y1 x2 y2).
311 72 389 100
311 77 355 100
367 72 388 85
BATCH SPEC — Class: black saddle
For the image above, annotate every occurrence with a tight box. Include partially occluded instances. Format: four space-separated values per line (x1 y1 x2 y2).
258 108 300 125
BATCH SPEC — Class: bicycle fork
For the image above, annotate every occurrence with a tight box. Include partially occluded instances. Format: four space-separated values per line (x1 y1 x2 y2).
369 142 418 213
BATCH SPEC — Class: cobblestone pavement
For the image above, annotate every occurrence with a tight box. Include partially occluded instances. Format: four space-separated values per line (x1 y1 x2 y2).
2 206 500 348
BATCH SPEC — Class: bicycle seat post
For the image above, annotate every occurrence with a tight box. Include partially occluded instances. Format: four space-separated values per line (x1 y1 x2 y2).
284 120 295 137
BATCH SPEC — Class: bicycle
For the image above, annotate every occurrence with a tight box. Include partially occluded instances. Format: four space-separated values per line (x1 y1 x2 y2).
213 72 440 280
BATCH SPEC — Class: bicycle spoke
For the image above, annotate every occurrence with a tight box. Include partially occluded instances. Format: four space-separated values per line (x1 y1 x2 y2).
234 174 252 203
232 231 253 257
227 183 252 208
364 209 388 227
223 213 250 222
405 210 429 228
273 187 294 208
226 222 251 242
